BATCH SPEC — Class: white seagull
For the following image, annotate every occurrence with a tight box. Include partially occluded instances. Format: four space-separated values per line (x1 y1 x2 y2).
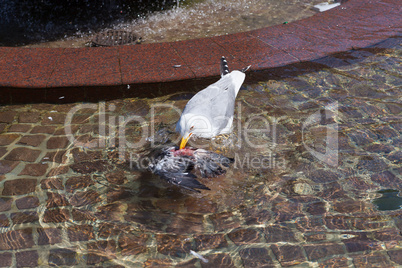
176 56 250 149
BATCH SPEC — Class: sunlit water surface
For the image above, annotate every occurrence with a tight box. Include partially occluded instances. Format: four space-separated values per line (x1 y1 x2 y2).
24 0 326 48
0 37 400 266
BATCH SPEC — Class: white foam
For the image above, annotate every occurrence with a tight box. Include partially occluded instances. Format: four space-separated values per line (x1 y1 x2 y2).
32 0 328 47
110 0 326 44
314 2 341 12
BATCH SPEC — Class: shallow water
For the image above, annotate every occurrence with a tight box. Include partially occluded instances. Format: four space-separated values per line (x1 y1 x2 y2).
0 38 401 266
23 0 325 48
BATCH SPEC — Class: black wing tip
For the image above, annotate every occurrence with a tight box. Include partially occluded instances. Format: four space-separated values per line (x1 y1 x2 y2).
220 56 230 76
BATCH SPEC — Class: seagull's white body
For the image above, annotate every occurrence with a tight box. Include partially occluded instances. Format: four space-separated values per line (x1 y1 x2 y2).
176 70 245 139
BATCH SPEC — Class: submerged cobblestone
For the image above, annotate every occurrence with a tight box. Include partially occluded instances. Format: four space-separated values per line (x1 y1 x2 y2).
0 35 401 267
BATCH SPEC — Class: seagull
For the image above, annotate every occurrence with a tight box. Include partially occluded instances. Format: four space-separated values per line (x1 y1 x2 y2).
176 56 250 149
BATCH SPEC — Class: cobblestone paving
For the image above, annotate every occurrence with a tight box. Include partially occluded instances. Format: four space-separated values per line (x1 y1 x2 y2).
0 39 401 267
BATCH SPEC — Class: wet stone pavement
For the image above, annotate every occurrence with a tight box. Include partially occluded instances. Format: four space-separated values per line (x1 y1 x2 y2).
0 39 401 267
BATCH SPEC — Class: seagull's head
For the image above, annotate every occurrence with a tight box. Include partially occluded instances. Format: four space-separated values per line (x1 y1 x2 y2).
177 114 213 149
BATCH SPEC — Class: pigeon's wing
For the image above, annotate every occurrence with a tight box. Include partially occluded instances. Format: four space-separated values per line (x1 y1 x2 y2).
156 171 210 192
194 149 234 178
160 157 194 174
149 148 194 174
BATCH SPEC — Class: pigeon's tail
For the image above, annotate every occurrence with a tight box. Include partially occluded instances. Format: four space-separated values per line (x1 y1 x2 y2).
158 172 210 193
220 56 230 77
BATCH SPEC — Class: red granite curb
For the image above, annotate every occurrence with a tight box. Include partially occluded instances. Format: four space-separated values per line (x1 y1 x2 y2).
0 0 400 92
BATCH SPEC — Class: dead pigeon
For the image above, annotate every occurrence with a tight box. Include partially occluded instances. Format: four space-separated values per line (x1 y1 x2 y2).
147 146 233 192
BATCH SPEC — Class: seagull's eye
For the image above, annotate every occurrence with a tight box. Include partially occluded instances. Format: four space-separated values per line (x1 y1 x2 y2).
190 126 194 131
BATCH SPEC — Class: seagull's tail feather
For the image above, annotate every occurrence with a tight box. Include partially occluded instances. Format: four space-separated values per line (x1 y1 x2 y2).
220 56 230 77
241 65 251 73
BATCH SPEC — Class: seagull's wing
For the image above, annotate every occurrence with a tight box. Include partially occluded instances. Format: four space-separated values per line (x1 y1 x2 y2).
208 74 241 132
177 70 245 137
209 89 235 132
183 82 228 112
182 75 238 130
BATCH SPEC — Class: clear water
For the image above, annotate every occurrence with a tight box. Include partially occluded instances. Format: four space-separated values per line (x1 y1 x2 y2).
0 37 400 266
23 0 326 48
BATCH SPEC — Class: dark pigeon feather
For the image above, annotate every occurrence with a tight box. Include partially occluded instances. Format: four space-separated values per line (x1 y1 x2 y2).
148 146 233 192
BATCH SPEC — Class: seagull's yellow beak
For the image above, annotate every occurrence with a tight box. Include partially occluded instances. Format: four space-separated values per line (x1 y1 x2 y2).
179 132 192 149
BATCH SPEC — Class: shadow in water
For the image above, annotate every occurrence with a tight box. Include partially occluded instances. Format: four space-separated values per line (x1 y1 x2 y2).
0 36 400 105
